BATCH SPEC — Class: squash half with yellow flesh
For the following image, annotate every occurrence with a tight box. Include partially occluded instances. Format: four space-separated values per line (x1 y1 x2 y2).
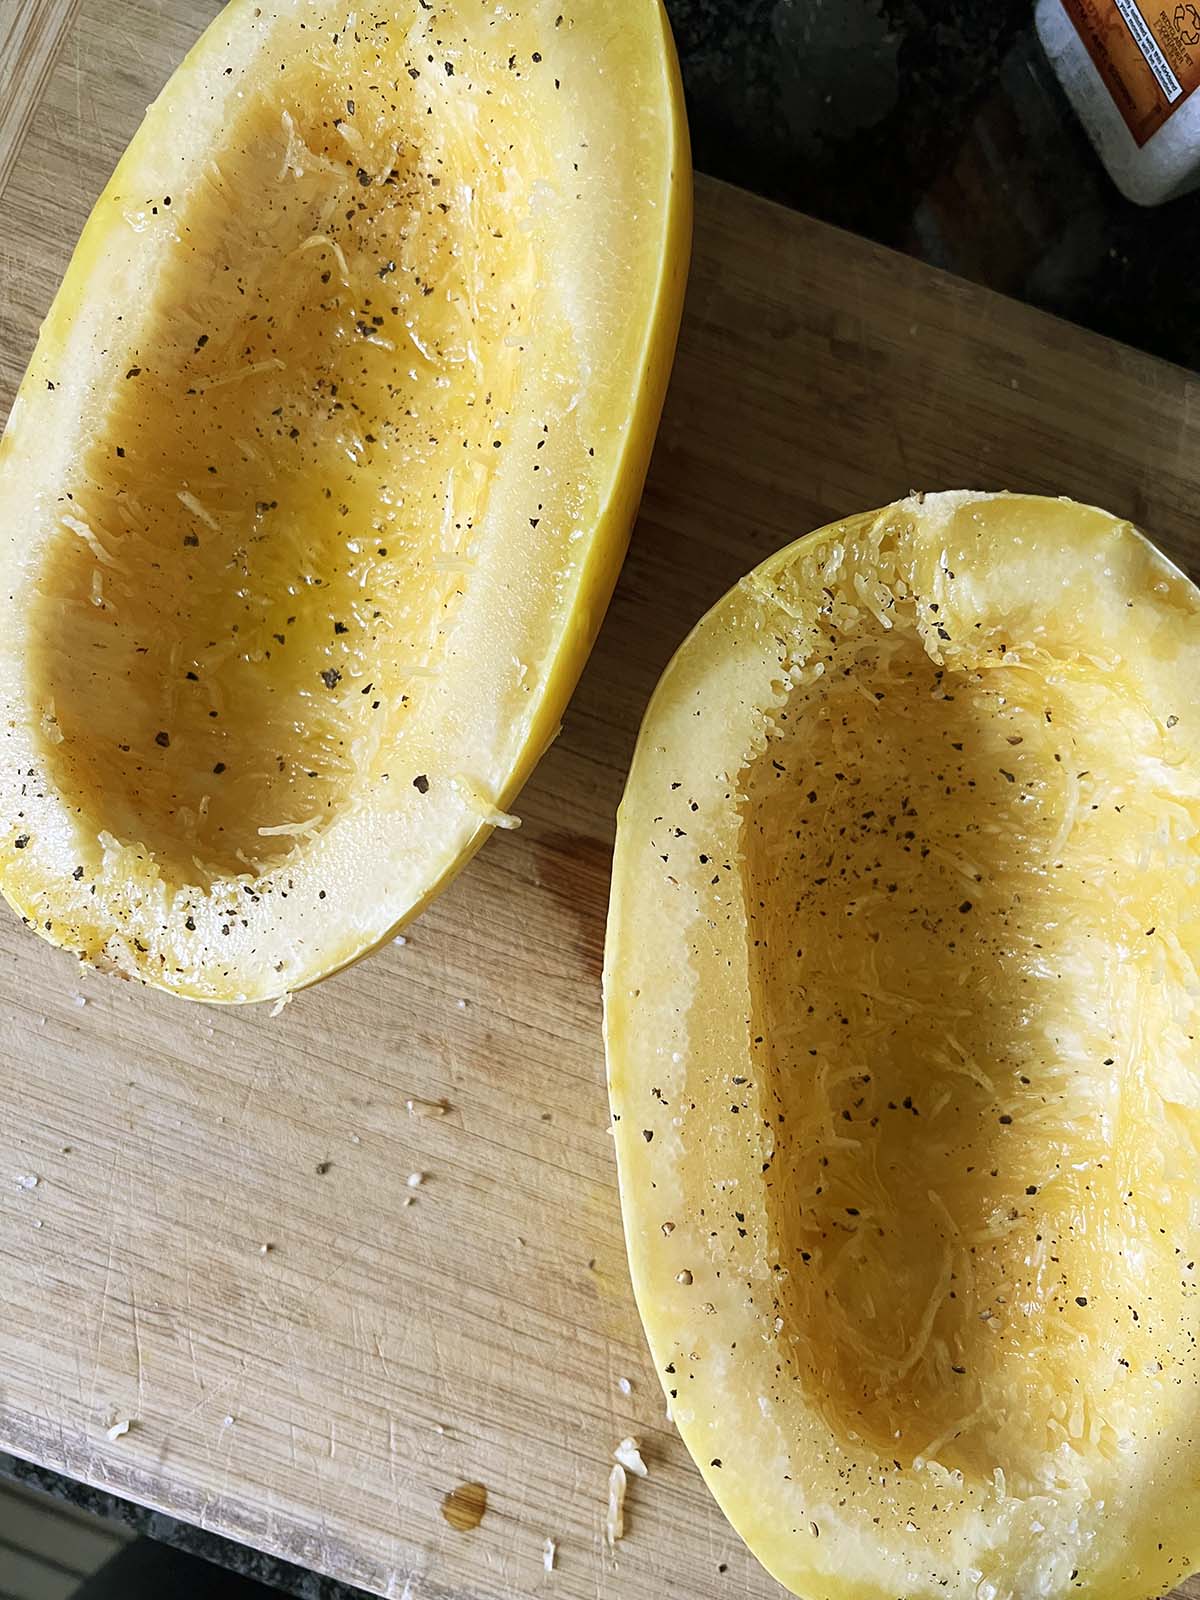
606 493 1200 1600
0 0 689 1001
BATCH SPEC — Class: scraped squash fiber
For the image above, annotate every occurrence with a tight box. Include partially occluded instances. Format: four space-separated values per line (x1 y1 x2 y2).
605 494 1200 1600
0 0 688 1000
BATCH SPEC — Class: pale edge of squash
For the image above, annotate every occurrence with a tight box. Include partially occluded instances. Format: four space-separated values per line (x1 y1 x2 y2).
313 0 692 993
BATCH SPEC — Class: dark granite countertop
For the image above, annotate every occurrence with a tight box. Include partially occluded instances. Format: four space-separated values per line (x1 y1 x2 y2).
678 0 1200 372
5 3 1196 1596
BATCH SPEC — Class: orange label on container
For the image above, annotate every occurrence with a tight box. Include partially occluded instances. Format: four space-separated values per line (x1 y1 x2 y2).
1062 0 1200 145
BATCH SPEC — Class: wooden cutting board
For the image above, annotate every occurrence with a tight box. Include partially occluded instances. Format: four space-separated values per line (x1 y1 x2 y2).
3 4 1200 1598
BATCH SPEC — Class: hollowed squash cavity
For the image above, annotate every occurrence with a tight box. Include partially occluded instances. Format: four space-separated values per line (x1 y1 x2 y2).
606 492 1200 1600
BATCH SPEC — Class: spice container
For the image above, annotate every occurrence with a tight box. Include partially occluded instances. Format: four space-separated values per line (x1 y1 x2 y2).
1036 0 1200 203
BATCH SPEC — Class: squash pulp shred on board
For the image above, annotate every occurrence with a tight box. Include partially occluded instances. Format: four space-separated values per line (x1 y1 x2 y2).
606 493 1200 1600
0 0 690 1000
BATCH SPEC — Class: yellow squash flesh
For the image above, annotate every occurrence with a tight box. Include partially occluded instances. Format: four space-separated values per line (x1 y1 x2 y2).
0 0 689 1001
606 493 1200 1600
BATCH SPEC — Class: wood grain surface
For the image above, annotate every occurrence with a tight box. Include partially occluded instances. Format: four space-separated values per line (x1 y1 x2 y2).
0 0 80 199
2 3 1200 1598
